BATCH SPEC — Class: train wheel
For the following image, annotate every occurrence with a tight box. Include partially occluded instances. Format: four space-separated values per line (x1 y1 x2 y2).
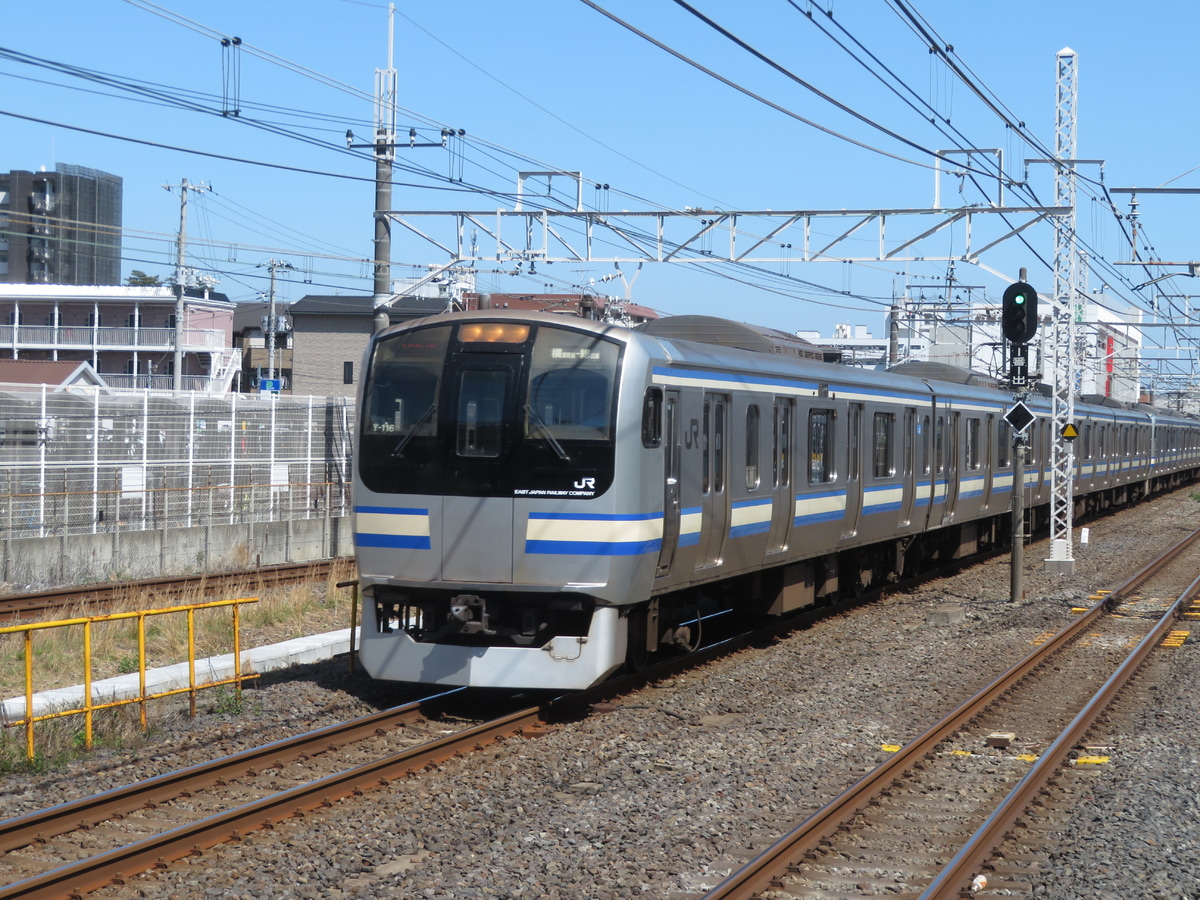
662 604 702 654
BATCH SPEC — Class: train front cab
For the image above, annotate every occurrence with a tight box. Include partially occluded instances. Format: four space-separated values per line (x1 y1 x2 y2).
353 313 655 690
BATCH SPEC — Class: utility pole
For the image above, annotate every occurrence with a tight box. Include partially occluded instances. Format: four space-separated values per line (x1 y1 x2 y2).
164 178 210 393
261 259 294 388
349 3 451 332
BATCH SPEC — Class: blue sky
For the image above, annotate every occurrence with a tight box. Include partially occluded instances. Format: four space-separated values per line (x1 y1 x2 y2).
3 0 1198 350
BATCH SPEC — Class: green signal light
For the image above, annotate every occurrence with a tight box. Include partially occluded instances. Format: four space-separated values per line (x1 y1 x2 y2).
1014 294 1027 305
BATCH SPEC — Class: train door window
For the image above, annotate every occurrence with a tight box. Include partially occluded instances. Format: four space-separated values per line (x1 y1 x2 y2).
642 387 663 447
809 409 833 484
920 415 931 474
935 415 945 473
998 421 1010 468
774 400 793 489
702 400 711 494
848 405 862 481
714 399 726 495
746 404 761 490
903 410 914 475
456 369 507 458
872 411 893 478
965 418 980 469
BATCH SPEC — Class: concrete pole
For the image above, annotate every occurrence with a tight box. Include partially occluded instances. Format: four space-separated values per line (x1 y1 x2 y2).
172 178 189 393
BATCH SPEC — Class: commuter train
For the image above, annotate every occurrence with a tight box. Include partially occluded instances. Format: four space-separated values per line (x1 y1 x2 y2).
352 310 1200 690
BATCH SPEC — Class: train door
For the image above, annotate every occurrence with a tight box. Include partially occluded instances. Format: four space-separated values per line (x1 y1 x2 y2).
899 407 916 527
766 397 794 555
656 389 682 578
842 402 863 539
698 393 729 568
982 415 995 509
439 352 524 583
917 411 935 530
940 411 961 525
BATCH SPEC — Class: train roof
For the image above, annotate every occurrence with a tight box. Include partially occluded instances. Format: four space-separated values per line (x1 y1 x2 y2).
637 315 824 360
886 360 999 389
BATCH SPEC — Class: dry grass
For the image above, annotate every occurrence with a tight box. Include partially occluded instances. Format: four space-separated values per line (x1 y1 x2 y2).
0 560 357 771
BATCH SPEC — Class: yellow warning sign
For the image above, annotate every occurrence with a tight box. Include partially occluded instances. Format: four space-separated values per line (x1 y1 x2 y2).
1062 422 1079 440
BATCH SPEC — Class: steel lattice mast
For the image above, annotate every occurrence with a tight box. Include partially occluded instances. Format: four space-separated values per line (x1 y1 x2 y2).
1046 47 1080 574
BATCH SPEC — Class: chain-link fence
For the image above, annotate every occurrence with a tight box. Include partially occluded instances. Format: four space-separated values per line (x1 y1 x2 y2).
0 385 352 541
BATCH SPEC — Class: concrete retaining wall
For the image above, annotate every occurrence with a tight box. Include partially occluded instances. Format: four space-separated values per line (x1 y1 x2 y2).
1 514 353 592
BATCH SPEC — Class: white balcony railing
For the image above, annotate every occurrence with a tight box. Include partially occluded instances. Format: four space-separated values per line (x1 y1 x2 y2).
0 324 226 352
100 374 216 392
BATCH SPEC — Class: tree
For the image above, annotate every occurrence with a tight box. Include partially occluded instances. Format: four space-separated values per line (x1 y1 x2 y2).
126 270 162 286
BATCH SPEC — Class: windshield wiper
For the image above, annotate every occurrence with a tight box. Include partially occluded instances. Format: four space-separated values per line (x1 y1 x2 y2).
391 404 435 458
525 404 570 461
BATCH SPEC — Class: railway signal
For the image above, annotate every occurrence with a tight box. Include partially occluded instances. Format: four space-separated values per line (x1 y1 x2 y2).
1001 281 1039 344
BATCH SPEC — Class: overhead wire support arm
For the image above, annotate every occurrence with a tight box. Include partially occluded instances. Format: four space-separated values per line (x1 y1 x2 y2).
382 205 1069 267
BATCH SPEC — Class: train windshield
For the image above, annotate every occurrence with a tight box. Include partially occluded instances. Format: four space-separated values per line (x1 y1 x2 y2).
359 320 621 497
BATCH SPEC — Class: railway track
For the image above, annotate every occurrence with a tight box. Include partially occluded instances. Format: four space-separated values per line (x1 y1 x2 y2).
1 521 1193 898
0 559 354 620
701 526 1200 900
0 604 777 900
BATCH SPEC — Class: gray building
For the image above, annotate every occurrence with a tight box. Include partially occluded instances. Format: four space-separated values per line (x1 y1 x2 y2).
0 164 123 285
288 294 446 399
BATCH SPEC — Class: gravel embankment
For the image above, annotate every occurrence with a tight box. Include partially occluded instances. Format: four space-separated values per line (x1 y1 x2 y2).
2 488 1198 899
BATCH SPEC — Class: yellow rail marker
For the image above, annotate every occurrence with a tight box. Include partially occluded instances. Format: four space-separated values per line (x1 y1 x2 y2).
1071 756 1110 766
881 744 901 753
1016 754 1039 762
1161 630 1190 648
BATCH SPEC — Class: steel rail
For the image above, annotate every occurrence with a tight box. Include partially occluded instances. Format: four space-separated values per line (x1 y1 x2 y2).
0 559 353 620
0 689 462 855
921 555 1200 898
702 525 1200 900
0 703 547 900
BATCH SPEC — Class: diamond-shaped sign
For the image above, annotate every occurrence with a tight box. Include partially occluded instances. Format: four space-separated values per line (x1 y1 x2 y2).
1004 401 1035 434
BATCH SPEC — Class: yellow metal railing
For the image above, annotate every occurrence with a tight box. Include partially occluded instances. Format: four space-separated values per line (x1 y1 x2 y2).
1 598 259 760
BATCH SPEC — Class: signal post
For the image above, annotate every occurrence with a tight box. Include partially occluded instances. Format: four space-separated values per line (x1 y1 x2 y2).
1002 277 1039 602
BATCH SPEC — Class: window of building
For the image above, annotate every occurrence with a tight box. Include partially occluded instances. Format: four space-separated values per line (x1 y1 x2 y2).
343 361 354 385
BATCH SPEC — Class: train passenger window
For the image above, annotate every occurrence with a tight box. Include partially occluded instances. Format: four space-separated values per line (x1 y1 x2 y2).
642 388 663 448
965 419 980 469
872 412 894 478
998 421 1010 468
456 370 507 458
808 409 833 484
746 404 760 490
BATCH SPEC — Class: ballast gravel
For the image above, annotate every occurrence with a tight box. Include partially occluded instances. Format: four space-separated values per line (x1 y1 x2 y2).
3 488 1199 899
